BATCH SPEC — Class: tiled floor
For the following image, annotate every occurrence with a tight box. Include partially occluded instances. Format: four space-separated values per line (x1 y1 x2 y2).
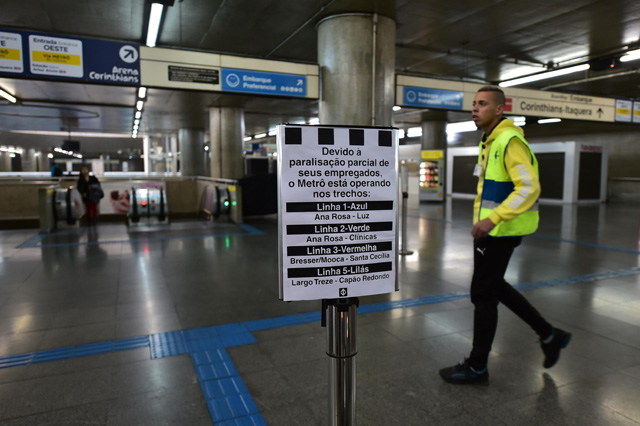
0 199 639 425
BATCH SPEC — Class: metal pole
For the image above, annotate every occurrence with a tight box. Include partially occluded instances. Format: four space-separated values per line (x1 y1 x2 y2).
325 298 358 426
399 163 413 255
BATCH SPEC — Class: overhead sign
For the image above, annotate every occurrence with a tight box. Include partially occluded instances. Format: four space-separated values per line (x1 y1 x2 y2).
615 99 633 122
0 28 140 86
29 34 83 78
0 32 23 73
168 65 219 84
278 125 398 301
221 68 306 97
396 75 619 123
402 86 463 110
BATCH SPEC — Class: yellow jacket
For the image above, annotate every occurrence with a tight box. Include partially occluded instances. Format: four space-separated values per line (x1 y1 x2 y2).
473 119 541 227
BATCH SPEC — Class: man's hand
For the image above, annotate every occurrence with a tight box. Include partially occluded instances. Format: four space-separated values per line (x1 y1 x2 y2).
471 218 496 239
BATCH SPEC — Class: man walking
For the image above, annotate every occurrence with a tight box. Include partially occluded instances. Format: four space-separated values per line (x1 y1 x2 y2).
439 86 571 385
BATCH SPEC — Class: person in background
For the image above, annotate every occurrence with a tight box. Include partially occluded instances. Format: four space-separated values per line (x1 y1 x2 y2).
439 85 571 385
77 165 102 225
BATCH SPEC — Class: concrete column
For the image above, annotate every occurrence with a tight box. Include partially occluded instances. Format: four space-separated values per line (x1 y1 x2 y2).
143 136 151 175
22 148 36 171
420 111 448 150
318 13 396 126
36 150 48 172
0 152 11 171
170 135 178 175
178 128 206 177
209 107 245 179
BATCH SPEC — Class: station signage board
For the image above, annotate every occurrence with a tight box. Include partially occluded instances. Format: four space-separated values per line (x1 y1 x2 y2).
221 68 306 97
402 86 463 110
634 101 640 124
615 99 633 122
277 125 398 301
0 28 140 86
0 32 24 74
396 75 621 123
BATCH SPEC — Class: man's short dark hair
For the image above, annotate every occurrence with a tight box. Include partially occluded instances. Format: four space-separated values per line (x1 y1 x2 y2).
477 85 506 106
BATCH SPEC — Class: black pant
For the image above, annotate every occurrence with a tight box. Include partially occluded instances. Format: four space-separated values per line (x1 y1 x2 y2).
469 236 552 370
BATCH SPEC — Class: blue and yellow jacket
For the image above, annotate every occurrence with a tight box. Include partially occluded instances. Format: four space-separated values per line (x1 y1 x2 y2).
474 118 540 237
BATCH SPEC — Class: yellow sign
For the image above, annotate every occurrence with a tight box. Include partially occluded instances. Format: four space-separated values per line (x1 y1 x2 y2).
421 150 443 160
32 51 81 66
0 48 20 60
616 108 631 115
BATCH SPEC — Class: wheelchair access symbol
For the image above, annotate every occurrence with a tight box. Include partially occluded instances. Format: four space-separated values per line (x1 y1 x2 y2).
339 288 348 297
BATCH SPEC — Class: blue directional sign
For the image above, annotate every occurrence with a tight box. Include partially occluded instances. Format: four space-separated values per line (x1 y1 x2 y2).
402 86 463 110
221 68 306 97
0 28 139 86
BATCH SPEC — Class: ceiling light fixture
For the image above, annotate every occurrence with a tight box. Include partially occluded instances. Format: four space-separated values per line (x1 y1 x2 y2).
446 121 477 134
138 87 147 98
392 106 401 112
0 87 17 103
136 100 144 111
499 64 590 87
620 49 640 63
135 111 142 119
538 118 562 124
254 133 267 139
146 3 164 47
11 130 132 138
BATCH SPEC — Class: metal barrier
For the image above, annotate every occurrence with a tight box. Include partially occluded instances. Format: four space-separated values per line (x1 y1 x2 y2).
198 183 242 223
128 186 168 225
38 186 83 232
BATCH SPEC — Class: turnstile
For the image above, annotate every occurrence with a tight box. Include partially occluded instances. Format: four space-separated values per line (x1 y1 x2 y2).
128 186 168 225
198 184 242 223
39 186 83 232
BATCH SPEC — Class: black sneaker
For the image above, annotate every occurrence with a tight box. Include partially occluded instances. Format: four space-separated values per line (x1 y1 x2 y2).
439 359 489 385
541 328 572 368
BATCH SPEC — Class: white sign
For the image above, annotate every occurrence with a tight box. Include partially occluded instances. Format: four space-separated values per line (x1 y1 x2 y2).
0 32 23 73
29 35 83 78
615 99 632 122
278 125 398 301
396 75 616 123
634 101 640 124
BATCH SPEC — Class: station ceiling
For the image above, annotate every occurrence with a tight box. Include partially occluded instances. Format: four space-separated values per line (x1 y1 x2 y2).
1 0 640 151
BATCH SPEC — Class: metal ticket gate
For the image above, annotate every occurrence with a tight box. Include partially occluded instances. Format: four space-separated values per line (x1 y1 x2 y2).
128 186 168 225
39 186 83 232
198 184 242 223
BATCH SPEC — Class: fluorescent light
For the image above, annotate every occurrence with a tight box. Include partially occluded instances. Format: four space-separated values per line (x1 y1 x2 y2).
0 88 17 103
398 129 405 139
134 119 140 125
48 153 54 158
499 64 590 87
620 49 640 62
538 118 562 124
406 127 422 138
243 136 252 142
254 133 267 139
11 130 132 138
392 106 401 112
268 129 277 136
204 145 209 151
136 100 144 110
446 121 478 134
138 87 147 98
308 117 320 125
146 3 164 47
135 111 142 119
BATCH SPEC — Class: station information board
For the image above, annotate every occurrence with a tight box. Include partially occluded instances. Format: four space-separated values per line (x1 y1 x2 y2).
277 125 399 301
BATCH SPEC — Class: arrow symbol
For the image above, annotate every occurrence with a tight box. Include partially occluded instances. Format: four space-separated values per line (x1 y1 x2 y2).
297 79 303 86
124 48 135 59
597 108 603 118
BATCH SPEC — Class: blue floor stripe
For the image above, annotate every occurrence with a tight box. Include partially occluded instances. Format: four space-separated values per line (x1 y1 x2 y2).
17 223 264 249
1 266 639 424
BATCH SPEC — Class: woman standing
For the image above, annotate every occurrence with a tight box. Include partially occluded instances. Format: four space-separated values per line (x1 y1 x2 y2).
77 165 103 225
